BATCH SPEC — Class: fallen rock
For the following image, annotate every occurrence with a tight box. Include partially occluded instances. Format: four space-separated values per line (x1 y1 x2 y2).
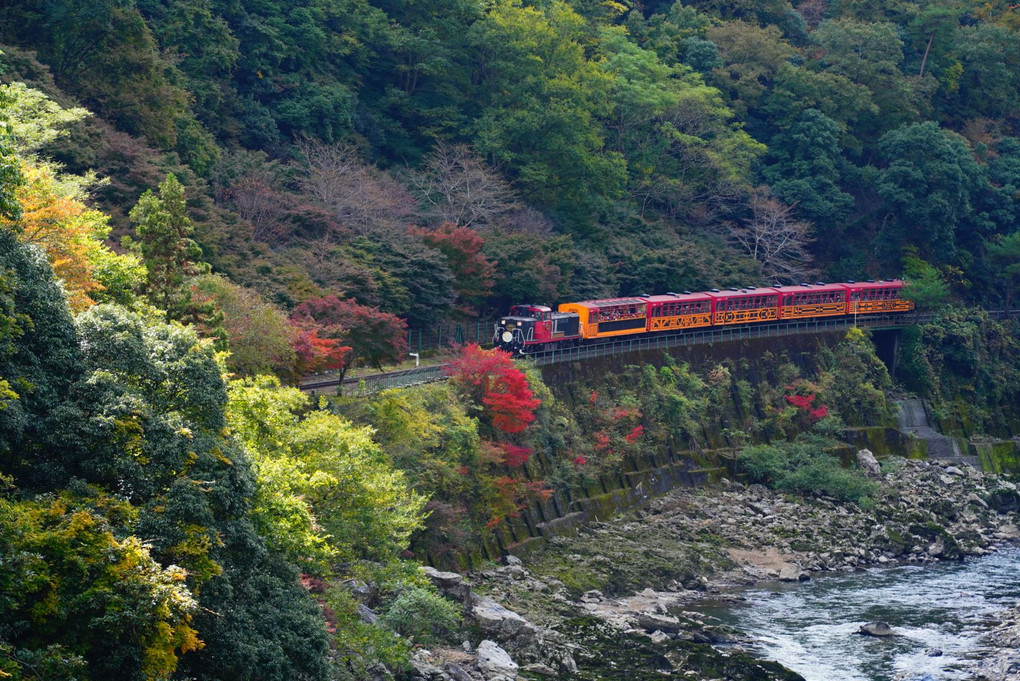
858 621 895 637
422 566 465 588
856 449 882 477
471 596 542 648
475 640 519 681
358 603 378 625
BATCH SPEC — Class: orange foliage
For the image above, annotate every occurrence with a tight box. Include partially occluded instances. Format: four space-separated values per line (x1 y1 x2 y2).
4 163 108 311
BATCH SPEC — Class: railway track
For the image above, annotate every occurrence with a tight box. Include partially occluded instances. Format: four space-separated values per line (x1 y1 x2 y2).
300 310 1017 395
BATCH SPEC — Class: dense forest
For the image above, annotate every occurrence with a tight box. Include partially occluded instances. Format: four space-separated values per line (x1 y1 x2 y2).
1 0 1020 678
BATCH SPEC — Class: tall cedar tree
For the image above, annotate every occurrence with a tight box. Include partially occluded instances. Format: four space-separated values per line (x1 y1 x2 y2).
129 173 224 343
444 344 540 434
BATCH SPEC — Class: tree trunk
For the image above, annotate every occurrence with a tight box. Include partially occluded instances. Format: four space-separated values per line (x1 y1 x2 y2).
919 31 935 77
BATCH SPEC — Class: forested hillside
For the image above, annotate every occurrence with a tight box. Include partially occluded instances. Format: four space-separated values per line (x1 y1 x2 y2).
2 0 1019 346
2 0 1020 678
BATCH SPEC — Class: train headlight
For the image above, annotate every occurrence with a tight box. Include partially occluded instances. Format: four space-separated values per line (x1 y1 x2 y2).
501 331 514 344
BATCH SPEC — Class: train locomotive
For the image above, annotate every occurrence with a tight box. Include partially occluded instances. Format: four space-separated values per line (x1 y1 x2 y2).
493 280 912 355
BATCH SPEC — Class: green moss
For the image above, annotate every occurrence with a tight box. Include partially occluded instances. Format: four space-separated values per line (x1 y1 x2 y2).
977 441 1020 475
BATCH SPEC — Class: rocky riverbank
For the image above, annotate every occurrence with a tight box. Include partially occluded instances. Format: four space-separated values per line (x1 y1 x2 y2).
398 454 1020 680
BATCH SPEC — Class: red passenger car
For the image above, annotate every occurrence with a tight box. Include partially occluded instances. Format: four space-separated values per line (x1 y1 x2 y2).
844 280 912 315
773 283 850 320
705 288 780 326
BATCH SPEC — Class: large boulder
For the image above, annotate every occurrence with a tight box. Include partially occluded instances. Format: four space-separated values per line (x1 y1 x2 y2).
471 596 543 648
779 566 811 582
634 612 684 634
856 449 882 477
475 640 519 681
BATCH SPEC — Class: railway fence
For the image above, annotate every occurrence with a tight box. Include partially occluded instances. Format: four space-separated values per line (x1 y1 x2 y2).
302 309 1018 395
406 319 498 353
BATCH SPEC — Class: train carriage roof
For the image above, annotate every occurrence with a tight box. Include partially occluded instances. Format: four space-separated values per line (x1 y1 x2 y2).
844 279 905 290
703 288 780 299
771 283 850 295
566 297 648 309
644 292 713 304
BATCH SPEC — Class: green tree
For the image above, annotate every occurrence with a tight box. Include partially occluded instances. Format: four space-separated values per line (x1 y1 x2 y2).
129 173 224 339
874 122 983 263
901 254 951 313
226 376 426 565
0 92 23 223
812 19 933 138
0 230 80 466
192 274 297 378
947 23 1020 122
0 490 200 681
469 0 626 223
818 327 894 426
599 27 764 223
0 0 190 148
761 108 854 225
707 21 795 117
987 231 1020 312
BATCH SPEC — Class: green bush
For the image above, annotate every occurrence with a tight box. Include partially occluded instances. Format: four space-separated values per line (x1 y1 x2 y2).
739 437 876 506
379 586 462 645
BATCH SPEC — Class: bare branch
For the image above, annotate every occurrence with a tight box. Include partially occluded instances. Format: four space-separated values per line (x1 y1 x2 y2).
728 190 817 283
298 138 418 233
411 142 519 228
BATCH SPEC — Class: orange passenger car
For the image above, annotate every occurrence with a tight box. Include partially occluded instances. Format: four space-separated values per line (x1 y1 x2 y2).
558 297 648 340
846 280 913 315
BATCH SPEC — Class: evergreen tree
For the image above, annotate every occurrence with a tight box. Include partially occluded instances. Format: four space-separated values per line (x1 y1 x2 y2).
129 173 225 344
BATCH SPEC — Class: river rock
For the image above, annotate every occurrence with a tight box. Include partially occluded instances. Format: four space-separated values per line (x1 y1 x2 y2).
857 621 895 637
475 640 519 680
779 566 811 582
634 612 684 633
856 449 882 477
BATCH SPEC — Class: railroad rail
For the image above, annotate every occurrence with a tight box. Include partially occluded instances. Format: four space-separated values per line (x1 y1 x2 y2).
301 310 1017 395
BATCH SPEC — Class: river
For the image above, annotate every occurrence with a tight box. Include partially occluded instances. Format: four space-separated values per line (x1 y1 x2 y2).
693 546 1020 681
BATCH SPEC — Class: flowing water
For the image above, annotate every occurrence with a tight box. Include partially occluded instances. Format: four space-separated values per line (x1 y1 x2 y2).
693 546 1020 681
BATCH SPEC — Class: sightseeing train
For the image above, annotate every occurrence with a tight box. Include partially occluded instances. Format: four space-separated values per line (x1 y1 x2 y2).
493 280 913 354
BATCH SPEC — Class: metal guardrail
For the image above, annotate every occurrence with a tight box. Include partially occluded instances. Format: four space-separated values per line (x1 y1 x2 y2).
303 310 1017 394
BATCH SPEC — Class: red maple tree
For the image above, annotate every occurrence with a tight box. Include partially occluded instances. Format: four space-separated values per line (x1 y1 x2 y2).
290 325 350 377
445 344 540 434
409 223 495 316
784 390 829 422
290 295 407 377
